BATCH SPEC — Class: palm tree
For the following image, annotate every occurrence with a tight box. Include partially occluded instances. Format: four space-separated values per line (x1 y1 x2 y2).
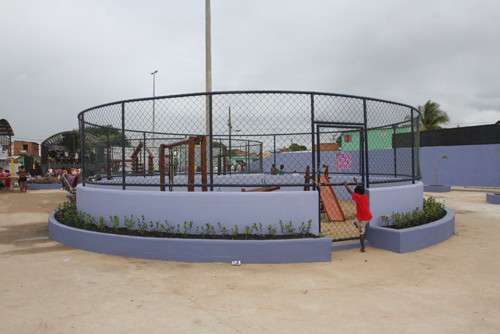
418 100 450 131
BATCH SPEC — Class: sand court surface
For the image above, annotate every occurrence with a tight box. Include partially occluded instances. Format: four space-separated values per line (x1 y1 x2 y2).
1 188 499 333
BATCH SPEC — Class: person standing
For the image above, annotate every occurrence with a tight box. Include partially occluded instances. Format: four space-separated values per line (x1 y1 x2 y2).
343 177 372 252
17 165 27 193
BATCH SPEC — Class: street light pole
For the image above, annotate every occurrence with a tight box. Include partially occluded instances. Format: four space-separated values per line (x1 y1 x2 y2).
151 70 158 147
228 106 232 174
205 0 212 136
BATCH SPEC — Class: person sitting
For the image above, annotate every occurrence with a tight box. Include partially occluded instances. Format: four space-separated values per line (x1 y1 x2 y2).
270 164 277 175
278 164 285 175
0 167 6 190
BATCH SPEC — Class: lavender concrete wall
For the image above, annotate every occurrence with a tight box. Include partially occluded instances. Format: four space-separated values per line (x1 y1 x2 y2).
367 181 424 227
420 144 500 187
49 212 332 263
367 208 455 253
76 185 320 235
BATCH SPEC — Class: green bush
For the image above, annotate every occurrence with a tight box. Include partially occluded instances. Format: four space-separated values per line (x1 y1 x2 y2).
54 201 316 240
381 197 446 230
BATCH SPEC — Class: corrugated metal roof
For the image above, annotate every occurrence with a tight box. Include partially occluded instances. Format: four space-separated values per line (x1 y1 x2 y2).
0 119 14 136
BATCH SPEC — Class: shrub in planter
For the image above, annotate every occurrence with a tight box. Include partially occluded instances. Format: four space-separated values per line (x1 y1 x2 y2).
54 201 319 240
381 197 446 229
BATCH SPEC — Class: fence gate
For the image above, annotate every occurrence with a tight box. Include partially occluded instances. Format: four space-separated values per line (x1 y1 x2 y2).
315 123 366 242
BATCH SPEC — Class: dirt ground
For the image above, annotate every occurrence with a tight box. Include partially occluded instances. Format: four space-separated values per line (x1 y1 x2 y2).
1 187 500 333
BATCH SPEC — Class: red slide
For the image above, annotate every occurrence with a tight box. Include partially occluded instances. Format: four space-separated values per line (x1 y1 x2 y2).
319 175 346 221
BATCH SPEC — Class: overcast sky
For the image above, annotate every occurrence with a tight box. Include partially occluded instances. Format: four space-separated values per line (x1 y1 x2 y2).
1 0 499 143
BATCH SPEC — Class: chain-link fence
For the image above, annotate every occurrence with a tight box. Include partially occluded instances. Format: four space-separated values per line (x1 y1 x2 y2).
78 91 420 241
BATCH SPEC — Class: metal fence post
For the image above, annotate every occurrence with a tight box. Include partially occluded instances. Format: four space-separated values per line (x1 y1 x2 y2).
80 114 86 186
273 135 277 169
121 102 126 190
393 124 397 177
310 94 316 190
209 94 214 191
411 108 415 184
106 128 111 179
143 132 147 178
363 99 370 188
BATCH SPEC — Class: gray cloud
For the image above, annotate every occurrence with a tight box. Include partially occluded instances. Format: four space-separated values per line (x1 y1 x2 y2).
1 0 499 142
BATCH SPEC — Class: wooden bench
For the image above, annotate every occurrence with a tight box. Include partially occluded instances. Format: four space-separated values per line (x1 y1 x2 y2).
241 186 280 192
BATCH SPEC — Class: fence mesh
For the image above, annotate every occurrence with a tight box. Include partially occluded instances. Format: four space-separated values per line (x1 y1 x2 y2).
79 91 420 241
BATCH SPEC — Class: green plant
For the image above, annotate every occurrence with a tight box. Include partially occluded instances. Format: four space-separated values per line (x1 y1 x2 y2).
382 197 446 229
111 216 120 232
267 223 277 236
54 202 318 240
231 225 239 237
98 217 106 230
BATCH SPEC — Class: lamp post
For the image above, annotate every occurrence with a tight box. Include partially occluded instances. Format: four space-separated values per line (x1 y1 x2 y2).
228 106 232 174
205 0 212 136
151 70 158 147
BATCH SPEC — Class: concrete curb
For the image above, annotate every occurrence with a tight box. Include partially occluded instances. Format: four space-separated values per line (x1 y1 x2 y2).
367 207 455 253
486 193 500 204
48 212 332 264
28 183 62 190
424 185 452 192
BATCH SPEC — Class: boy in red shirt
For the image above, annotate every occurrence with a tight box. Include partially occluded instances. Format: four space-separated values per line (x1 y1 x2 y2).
343 177 372 252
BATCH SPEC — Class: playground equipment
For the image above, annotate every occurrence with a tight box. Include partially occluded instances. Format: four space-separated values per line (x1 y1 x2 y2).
159 136 207 192
305 165 346 222
216 154 227 175
131 141 154 174
319 174 346 221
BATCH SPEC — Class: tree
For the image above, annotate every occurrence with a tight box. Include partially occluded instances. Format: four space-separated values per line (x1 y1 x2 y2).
418 100 450 131
289 143 307 152
84 125 130 147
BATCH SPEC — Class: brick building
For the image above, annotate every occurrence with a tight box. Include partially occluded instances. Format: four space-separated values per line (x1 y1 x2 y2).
314 142 339 152
14 141 40 156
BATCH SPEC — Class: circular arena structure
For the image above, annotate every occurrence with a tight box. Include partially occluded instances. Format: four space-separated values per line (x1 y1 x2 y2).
52 91 425 262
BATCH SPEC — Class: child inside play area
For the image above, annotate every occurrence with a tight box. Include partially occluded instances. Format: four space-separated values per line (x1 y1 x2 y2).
343 177 372 252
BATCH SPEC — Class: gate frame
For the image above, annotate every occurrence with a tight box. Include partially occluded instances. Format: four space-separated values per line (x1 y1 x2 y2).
314 121 366 241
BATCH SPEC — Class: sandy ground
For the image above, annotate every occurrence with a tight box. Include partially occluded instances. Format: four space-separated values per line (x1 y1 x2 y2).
1 188 500 333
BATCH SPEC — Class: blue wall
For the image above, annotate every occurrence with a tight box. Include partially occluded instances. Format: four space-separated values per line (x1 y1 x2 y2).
252 144 500 187
420 144 500 187
253 148 416 181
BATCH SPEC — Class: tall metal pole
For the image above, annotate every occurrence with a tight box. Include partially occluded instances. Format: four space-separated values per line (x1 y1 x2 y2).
151 70 158 147
205 0 212 136
228 106 232 175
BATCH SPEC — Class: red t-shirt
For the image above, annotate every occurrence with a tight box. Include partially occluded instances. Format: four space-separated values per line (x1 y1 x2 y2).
352 192 373 221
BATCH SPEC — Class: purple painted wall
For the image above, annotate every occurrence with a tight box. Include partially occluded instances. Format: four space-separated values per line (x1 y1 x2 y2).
420 144 500 187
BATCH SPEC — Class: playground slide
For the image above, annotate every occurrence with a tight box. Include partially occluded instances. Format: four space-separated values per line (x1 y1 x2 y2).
319 175 346 221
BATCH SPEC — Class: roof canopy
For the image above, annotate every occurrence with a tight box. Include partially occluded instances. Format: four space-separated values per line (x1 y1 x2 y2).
0 119 14 136
41 130 101 146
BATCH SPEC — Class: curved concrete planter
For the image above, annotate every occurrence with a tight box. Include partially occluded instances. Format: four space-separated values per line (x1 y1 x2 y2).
48 212 332 264
486 193 500 205
423 185 451 192
28 183 62 190
367 207 455 253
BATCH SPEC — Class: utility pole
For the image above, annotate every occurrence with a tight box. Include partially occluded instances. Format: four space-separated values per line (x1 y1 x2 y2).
151 70 158 147
205 0 212 136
